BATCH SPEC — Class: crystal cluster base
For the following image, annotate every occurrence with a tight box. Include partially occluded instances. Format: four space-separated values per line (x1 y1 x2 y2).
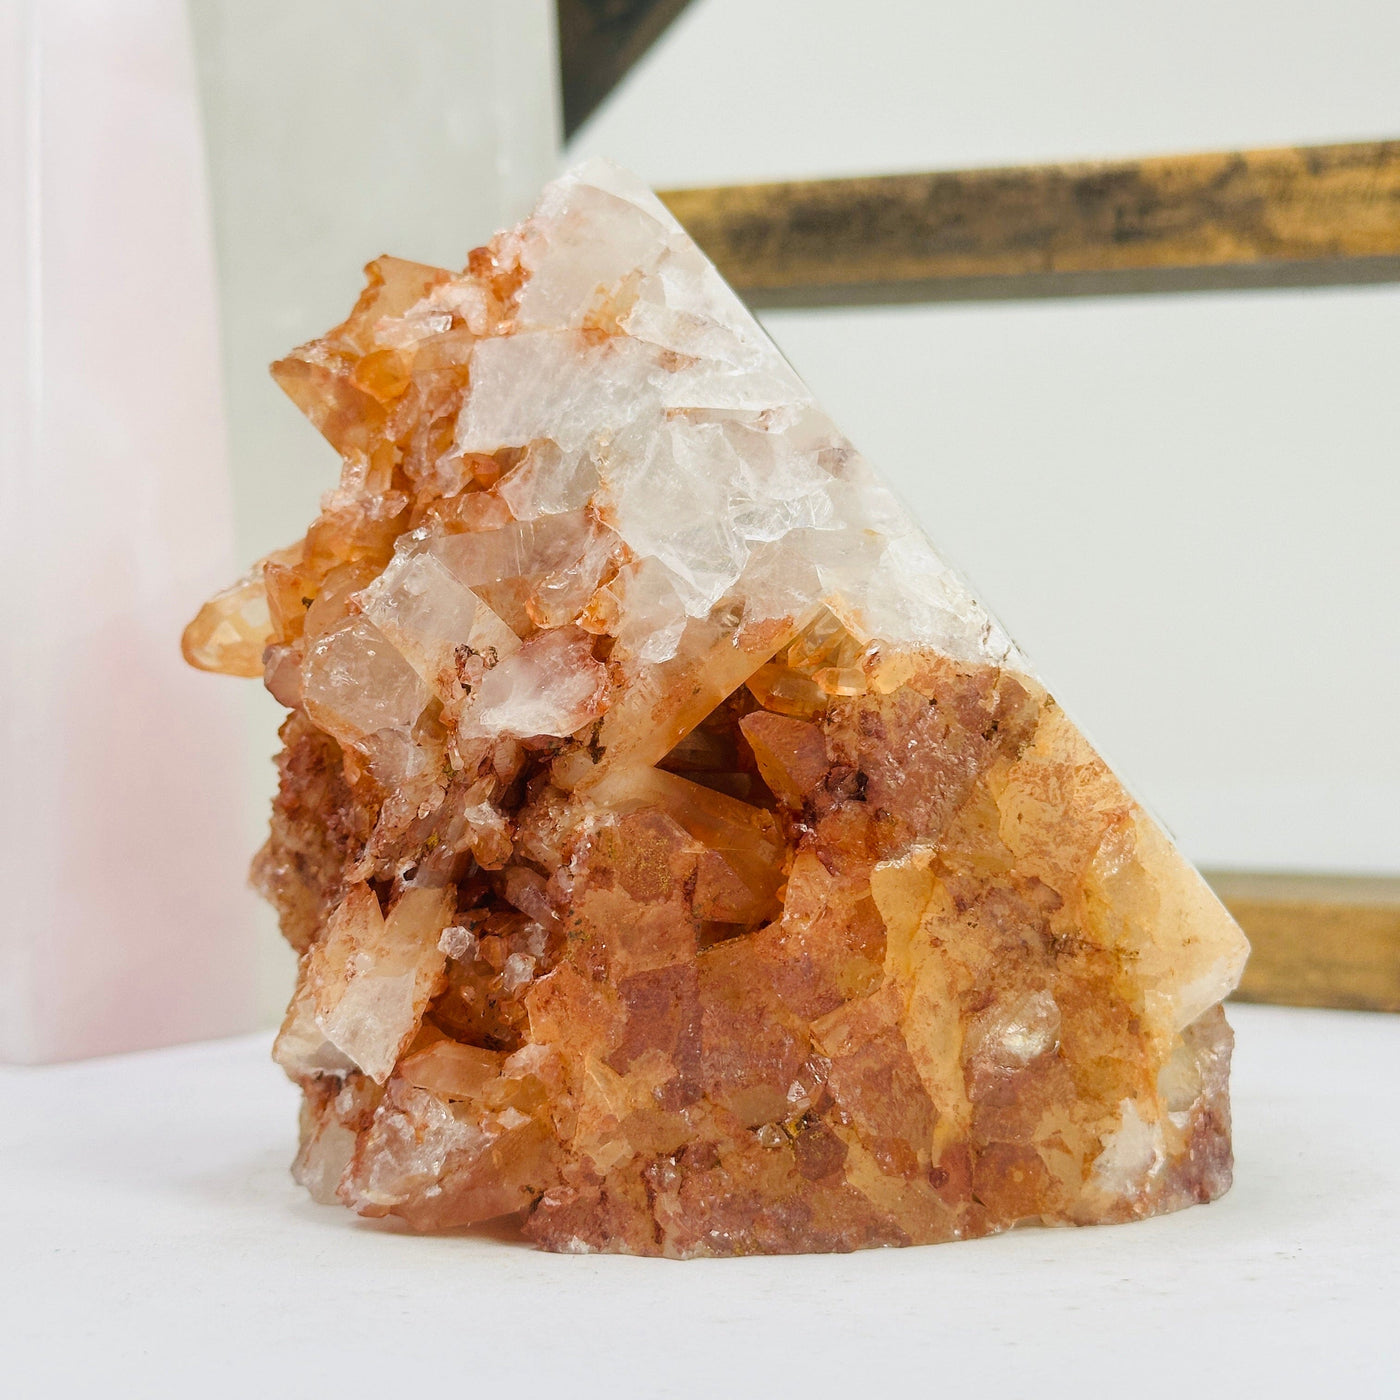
185 161 1248 1256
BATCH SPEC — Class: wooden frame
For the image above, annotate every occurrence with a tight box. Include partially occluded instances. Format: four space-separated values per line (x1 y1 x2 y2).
1210 873 1400 1015
557 0 695 138
659 139 1400 306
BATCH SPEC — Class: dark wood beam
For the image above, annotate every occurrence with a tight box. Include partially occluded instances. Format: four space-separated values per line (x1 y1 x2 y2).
659 140 1400 306
1208 872 1400 1014
557 0 695 139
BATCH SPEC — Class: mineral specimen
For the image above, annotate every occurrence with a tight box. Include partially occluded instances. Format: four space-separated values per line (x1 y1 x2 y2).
184 160 1249 1255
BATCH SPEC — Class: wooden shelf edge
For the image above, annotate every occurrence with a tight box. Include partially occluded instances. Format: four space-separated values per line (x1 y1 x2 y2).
1204 871 1400 1014
659 140 1400 306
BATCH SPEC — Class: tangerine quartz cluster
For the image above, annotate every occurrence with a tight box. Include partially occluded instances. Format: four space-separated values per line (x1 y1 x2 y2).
184 161 1248 1256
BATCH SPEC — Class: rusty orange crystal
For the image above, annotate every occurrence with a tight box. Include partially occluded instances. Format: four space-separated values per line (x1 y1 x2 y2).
184 161 1248 1255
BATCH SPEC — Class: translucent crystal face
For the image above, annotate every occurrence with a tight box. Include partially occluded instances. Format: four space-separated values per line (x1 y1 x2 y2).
184 160 1247 1256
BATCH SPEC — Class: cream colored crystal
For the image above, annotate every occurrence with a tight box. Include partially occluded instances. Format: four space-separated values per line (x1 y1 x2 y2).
288 883 452 1084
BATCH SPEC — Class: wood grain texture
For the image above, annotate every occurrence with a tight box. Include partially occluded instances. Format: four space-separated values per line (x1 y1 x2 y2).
659 140 1400 306
1205 872 1400 1014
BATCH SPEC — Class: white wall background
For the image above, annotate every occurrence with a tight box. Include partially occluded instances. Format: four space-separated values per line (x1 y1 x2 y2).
570 0 1400 874
214 0 1399 1019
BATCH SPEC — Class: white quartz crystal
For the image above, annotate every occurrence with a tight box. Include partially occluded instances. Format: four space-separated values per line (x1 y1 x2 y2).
456 159 1023 675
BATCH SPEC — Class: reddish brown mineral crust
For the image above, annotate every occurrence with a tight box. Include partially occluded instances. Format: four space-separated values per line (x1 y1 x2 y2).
185 161 1248 1256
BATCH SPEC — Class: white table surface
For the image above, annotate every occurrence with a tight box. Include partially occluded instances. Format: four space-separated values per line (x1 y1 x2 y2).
3 1003 1397 1399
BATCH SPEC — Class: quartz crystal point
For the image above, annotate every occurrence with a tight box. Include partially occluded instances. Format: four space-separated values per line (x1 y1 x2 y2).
184 160 1248 1256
